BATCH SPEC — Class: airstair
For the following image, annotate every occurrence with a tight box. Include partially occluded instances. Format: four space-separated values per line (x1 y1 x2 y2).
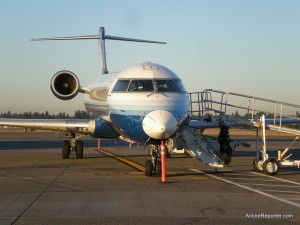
181 89 300 171
181 126 224 168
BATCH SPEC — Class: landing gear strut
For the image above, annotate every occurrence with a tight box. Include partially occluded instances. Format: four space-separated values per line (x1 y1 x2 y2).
62 132 84 159
145 144 161 176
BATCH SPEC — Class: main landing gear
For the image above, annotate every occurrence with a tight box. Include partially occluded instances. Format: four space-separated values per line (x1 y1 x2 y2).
145 144 162 177
62 132 84 159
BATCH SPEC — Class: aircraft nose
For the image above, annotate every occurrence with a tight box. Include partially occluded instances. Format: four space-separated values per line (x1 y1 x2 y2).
142 110 177 139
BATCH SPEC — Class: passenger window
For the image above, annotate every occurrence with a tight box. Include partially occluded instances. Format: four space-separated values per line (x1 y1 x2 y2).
128 80 153 92
156 80 179 92
112 80 130 92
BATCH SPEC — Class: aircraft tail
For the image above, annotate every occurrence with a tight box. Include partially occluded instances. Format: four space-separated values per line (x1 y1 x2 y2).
31 27 166 74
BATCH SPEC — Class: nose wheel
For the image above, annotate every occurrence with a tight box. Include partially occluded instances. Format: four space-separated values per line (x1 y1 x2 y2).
145 160 152 176
145 144 161 177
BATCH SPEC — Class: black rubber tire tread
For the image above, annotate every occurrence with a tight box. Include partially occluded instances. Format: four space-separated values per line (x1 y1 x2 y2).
62 140 70 159
253 157 263 172
76 140 83 159
263 158 280 176
155 161 162 177
145 160 152 177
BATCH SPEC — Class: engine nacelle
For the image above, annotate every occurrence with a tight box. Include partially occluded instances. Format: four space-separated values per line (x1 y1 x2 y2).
51 70 80 100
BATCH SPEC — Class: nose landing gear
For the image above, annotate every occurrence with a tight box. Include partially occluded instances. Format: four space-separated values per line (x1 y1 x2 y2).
145 144 162 177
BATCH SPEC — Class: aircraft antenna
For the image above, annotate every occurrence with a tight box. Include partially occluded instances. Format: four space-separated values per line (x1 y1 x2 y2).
31 27 166 74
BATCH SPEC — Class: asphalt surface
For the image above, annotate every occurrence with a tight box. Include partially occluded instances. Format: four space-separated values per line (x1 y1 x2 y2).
0 131 299 225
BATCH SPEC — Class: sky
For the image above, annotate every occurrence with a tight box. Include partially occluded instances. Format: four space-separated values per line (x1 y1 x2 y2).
0 0 299 114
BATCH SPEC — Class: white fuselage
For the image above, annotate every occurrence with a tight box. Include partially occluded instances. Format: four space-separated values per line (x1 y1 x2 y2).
83 62 189 143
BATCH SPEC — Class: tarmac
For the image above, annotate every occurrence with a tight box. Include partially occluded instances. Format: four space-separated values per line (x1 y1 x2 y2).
0 131 300 225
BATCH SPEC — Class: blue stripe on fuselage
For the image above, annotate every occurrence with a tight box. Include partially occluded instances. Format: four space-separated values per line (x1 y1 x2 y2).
110 110 188 143
92 117 120 138
110 114 148 143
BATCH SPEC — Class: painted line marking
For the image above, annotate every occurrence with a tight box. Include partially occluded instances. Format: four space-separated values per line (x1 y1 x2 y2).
216 173 261 177
129 172 144 175
64 173 94 176
219 177 292 183
239 183 300 188
191 169 300 208
96 149 176 175
285 198 300 201
250 172 300 186
264 190 300 194
97 149 145 172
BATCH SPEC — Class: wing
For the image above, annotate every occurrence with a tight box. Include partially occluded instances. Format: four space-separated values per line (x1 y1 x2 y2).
0 118 91 132
0 118 120 138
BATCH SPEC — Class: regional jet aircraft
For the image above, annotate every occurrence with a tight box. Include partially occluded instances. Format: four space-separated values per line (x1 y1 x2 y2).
1 27 300 177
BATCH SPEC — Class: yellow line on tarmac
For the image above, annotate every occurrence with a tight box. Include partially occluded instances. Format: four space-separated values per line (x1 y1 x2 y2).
64 173 94 176
97 149 145 172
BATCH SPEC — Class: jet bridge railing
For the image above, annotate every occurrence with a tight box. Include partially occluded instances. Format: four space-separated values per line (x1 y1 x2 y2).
188 89 300 130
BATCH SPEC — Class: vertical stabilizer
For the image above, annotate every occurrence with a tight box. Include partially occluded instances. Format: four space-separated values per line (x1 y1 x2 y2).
31 27 166 74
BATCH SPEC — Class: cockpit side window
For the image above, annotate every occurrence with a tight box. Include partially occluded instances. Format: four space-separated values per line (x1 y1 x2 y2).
174 80 187 92
156 80 179 92
112 80 130 92
128 80 154 92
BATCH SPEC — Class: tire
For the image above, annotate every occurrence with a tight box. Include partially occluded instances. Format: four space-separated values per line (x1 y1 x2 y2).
76 140 83 159
62 140 70 159
253 157 264 172
145 160 152 177
263 159 280 176
155 161 162 177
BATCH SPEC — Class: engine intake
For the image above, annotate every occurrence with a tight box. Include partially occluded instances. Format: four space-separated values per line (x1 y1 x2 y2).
51 71 80 100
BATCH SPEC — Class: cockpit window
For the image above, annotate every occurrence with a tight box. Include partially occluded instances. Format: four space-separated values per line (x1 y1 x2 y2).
174 80 186 92
128 80 154 92
112 79 186 93
112 80 130 91
156 80 179 92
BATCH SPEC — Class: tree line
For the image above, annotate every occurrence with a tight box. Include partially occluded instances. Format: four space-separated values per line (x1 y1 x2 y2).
228 110 300 129
200 110 300 120
228 110 300 119
197 110 300 129
1 110 300 128
0 110 90 119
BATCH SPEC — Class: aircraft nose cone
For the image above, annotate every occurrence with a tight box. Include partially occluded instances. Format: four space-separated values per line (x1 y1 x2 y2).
142 110 177 139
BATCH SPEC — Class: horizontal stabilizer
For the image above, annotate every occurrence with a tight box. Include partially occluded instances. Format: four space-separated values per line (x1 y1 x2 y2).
105 35 166 44
31 35 166 44
31 27 166 74
31 35 100 41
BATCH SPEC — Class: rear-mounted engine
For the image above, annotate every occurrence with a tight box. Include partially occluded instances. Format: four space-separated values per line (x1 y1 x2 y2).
51 70 80 100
